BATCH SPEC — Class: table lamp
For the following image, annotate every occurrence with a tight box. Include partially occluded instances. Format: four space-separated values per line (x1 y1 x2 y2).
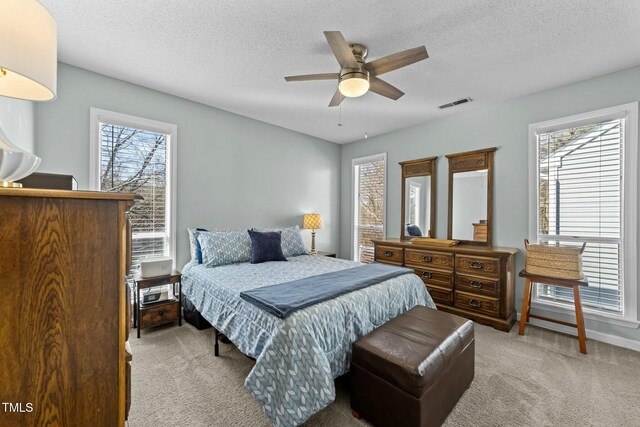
303 213 323 255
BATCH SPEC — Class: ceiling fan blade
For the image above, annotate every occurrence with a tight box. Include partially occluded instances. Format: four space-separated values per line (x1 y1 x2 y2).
324 31 359 69
365 46 428 76
369 76 405 100
284 73 339 82
328 88 345 107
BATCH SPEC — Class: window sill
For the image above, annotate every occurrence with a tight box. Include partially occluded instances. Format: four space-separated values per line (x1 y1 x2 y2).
531 299 640 329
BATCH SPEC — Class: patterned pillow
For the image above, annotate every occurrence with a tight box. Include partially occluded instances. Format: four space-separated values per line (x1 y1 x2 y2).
187 228 209 263
256 225 309 257
198 230 252 267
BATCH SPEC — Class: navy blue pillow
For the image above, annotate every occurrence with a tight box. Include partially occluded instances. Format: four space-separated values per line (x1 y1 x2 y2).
247 230 287 264
406 224 423 237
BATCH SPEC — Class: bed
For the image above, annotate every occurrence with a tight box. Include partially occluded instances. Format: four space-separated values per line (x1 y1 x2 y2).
181 254 434 426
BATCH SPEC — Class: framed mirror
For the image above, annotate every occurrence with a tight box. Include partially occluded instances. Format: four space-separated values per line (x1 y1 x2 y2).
400 156 437 241
446 147 496 245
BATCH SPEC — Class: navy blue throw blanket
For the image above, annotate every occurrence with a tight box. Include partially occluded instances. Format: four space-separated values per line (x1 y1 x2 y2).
240 263 413 318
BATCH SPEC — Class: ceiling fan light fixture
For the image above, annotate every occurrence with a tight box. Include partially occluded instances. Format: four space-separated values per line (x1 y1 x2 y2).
338 70 370 97
284 31 428 106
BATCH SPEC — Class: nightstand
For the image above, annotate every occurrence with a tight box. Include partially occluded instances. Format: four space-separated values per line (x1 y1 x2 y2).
134 270 182 338
315 251 337 258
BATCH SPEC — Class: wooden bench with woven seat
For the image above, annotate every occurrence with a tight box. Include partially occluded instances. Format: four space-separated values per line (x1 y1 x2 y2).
518 270 588 354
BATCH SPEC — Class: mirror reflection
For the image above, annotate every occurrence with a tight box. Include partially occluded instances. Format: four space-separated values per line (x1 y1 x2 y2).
404 175 431 238
452 170 488 242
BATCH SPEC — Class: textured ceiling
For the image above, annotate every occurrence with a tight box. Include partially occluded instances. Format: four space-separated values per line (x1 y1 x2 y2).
39 0 640 144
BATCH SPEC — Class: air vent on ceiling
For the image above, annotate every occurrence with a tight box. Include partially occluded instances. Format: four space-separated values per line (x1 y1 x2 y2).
438 97 472 109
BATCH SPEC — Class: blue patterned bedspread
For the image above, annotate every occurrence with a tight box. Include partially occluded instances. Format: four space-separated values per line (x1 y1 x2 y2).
182 255 434 426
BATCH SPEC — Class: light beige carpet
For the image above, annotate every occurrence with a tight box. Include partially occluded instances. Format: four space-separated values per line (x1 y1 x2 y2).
128 322 640 426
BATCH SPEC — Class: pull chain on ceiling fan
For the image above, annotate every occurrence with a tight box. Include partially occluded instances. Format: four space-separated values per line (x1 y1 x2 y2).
285 31 428 107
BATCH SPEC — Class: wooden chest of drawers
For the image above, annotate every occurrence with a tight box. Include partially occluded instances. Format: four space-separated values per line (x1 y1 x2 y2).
373 239 518 332
0 188 139 426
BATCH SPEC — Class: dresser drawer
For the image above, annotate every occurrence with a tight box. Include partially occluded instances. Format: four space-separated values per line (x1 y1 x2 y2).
140 301 179 327
405 249 454 271
426 285 453 305
413 268 454 288
374 245 403 265
454 291 500 316
455 274 500 297
455 254 501 277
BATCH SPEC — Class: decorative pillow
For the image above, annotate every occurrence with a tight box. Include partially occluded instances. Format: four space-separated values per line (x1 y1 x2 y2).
406 224 423 237
247 230 287 264
256 225 309 257
198 230 252 267
188 228 209 263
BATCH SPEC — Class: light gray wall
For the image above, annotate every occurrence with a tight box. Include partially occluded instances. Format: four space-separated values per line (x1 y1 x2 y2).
0 97 34 152
35 63 341 268
341 65 640 344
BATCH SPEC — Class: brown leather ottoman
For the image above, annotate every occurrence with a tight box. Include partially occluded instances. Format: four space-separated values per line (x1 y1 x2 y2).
350 305 474 427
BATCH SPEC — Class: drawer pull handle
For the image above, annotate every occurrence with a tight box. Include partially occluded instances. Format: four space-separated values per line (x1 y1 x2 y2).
468 299 481 308
421 271 432 279
383 250 394 257
422 255 433 262
469 260 484 269
469 280 483 288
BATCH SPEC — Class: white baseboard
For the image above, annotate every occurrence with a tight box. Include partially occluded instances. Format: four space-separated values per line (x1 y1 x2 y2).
516 313 640 352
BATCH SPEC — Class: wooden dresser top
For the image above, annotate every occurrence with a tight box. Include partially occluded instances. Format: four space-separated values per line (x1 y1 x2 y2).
0 187 141 201
372 238 518 256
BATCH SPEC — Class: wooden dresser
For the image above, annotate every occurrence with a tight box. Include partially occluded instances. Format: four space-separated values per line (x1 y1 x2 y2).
0 188 139 426
373 238 518 332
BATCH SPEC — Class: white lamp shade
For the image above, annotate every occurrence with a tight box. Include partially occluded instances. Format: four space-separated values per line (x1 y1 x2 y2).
0 0 57 101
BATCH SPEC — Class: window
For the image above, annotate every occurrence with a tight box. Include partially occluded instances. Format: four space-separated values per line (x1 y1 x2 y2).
352 153 386 263
529 103 638 323
90 108 177 270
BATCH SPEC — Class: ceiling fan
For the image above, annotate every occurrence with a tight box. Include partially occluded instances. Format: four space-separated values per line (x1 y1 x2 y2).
285 31 428 107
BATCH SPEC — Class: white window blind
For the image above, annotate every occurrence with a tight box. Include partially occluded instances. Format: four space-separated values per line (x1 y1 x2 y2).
99 122 170 269
353 154 386 263
536 119 624 314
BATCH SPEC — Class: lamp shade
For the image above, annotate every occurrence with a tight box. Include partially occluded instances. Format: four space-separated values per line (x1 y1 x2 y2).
303 213 323 230
0 0 57 101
